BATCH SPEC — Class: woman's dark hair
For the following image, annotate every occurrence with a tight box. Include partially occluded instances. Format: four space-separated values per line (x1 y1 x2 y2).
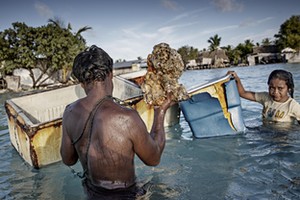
267 69 294 98
72 45 113 84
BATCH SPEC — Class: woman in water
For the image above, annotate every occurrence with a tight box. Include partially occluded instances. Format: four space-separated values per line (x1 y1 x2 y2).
227 69 300 124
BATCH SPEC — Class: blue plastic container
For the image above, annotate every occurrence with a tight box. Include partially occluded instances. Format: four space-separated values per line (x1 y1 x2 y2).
180 76 246 138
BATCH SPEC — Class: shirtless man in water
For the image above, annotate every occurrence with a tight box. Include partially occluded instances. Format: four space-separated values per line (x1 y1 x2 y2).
60 45 173 199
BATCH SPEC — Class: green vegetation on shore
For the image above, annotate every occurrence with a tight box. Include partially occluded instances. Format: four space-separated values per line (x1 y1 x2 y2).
0 19 90 89
177 15 300 66
0 15 299 89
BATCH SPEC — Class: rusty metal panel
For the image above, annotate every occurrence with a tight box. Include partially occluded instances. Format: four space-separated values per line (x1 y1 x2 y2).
4 79 181 168
5 98 63 168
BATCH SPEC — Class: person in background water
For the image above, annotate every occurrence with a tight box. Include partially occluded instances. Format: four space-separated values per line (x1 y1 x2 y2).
227 69 300 124
60 45 174 199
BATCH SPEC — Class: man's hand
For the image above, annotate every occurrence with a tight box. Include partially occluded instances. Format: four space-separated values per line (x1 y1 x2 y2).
157 92 176 114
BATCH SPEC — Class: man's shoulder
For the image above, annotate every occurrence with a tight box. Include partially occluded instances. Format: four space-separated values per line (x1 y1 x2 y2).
63 99 83 118
107 102 140 121
110 100 136 112
65 99 79 110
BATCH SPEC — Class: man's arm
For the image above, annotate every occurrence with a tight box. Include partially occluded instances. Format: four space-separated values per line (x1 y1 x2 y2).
128 93 173 166
60 109 79 166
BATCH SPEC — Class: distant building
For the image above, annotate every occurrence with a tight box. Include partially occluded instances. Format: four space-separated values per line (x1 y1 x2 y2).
247 45 281 66
113 59 147 75
281 47 300 63
1 59 149 91
194 49 229 69
186 59 198 69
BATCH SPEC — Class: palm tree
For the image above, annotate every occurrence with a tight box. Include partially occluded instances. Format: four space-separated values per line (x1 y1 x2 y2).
48 18 92 82
75 26 92 42
261 38 272 46
48 18 92 41
207 34 221 51
244 39 254 54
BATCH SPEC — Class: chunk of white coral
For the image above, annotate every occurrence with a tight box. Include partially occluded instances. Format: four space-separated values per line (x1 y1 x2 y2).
141 43 189 106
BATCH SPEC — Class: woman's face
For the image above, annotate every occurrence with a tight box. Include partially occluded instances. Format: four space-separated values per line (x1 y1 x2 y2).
268 78 289 102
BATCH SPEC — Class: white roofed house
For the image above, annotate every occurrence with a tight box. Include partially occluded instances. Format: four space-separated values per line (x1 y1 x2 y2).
247 45 281 66
185 59 198 69
281 47 300 63
113 59 147 75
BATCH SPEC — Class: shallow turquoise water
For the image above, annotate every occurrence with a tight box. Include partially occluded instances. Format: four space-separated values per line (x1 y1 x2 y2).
1 63 300 199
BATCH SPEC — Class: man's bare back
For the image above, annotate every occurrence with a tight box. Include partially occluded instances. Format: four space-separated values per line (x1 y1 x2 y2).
60 45 173 198
64 95 146 188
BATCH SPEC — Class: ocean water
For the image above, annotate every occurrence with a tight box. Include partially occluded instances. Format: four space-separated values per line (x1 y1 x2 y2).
1 63 300 199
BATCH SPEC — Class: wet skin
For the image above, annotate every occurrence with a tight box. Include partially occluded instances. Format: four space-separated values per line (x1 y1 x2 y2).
60 74 173 189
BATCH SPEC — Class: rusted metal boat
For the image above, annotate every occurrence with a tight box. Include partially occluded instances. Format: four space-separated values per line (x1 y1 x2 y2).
5 72 245 168
4 75 179 168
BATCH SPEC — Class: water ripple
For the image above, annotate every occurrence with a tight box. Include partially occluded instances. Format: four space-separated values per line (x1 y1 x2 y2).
1 64 300 199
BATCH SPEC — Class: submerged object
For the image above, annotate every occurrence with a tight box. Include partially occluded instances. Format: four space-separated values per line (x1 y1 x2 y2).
4 76 179 168
180 75 246 138
141 43 189 106
5 71 245 168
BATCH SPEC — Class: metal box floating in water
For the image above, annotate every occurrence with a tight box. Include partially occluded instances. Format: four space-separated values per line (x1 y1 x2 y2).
181 75 246 138
5 76 179 168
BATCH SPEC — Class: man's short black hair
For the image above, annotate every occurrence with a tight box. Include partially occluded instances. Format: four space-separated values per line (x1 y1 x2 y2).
72 45 113 84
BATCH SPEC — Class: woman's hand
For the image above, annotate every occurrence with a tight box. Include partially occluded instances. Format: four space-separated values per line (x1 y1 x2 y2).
227 71 242 83
227 71 238 79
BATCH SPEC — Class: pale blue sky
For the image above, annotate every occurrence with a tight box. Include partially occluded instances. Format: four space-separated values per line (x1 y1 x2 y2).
1 0 299 61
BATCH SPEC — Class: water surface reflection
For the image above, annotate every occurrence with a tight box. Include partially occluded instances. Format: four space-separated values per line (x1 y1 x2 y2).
0 63 300 199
